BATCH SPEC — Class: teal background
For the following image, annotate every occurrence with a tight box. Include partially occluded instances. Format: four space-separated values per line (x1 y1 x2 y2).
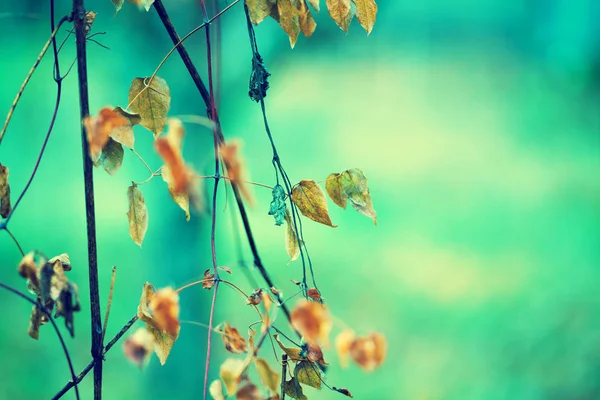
1 0 600 399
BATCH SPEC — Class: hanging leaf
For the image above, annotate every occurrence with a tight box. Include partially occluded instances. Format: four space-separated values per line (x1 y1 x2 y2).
295 360 321 389
291 299 332 346
0 163 11 218
326 0 354 33
246 0 277 25
247 288 263 306
277 0 301 48
268 184 286 226
156 119 193 195
83 107 129 161
220 140 254 206
123 327 154 368
308 0 320 12
203 269 216 290
353 0 377 34
254 357 280 393
333 387 354 397
221 322 248 354
128 76 171 135
137 282 180 365
220 358 246 396
127 183 148 247
283 378 307 400
236 382 261 399
149 287 180 337
94 138 124 175
109 106 141 149
291 180 336 227
306 343 328 365
349 332 387 372
162 164 190 221
274 334 305 362
335 329 355 368
306 288 320 301
326 169 377 224
285 209 300 263
209 380 225 400
298 1 317 37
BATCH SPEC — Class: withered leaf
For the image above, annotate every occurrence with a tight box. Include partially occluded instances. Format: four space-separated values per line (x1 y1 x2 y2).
284 209 301 263
274 334 305 362
127 183 148 247
308 0 320 12
221 141 254 206
209 379 225 400
219 266 232 275
326 169 377 224
236 382 261 400
333 387 354 397
268 184 286 226
353 0 377 34
255 357 280 393
335 329 355 368
306 288 320 301
295 360 321 389
109 106 140 149
123 327 154 368
150 287 180 337
54 281 81 337
137 282 180 365
203 269 216 290
246 0 277 25
156 119 193 194
247 288 263 306
221 322 248 354
277 0 301 48
291 180 336 227
0 163 11 218
290 299 332 346
349 332 387 372
326 0 354 33
111 0 125 12
298 1 317 37
83 107 129 161
306 343 328 365
95 138 124 175
28 306 43 340
220 358 246 396
128 76 170 135
162 164 190 221
283 378 307 400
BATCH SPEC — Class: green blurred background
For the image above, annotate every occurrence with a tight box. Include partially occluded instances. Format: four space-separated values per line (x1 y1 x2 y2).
1 0 600 399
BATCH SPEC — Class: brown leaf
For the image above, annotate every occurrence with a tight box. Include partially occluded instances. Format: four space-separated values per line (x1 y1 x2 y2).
137 283 180 365
149 287 180 337
291 180 336 227
220 358 246 396
219 266 232 275
221 322 248 354
335 329 355 368
295 360 321 389
123 327 154 368
156 119 192 194
306 288 320 301
306 344 328 365
220 141 254 206
353 0 377 34
298 1 317 37
18 253 39 291
333 387 354 397
326 0 354 32
246 0 277 25
349 332 386 371
277 0 301 48
0 163 11 218
274 334 305 362
128 76 171 135
127 183 148 247
290 299 332 346
247 288 263 306
203 269 216 290
162 164 190 221
271 286 282 295
83 107 129 161
236 382 261 400
326 169 377 224
255 357 280 393
28 305 43 340
111 0 124 12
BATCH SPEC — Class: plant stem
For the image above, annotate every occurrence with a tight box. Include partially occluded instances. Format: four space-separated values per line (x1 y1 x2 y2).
281 354 288 400
5 228 24 256
202 281 219 400
72 1 103 398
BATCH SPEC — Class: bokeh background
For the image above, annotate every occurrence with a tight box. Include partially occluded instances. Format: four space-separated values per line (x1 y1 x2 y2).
1 0 600 399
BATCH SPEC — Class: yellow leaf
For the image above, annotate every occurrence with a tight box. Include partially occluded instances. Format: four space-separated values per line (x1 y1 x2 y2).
162 164 190 221
325 169 377 224
277 0 301 48
123 327 154 368
246 0 277 25
291 180 336 227
295 360 321 389
221 322 248 354
255 357 280 393
109 106 141 149
220 358 245 396
308 0 320 12
0 163 11 218
326 0 354 33
209 380 225 400
128 76 171 135
353 0 377 34
284 209 301 263
299 1 317 37
127 183 148 247
274 334 305 362
335 329 355 368
290 299 332 346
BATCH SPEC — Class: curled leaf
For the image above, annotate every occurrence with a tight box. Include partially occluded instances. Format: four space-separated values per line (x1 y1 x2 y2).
220 358 246 396
83 107 129 161
306 288 320 301
285 209 301 263
123 327 154 368
255 357 280 393
290 299 332 346
306 344 328 365
333 387 354 397
162 164 190 221
128 76 171 135
291 180 336 227
127 183 148 247
349 332 387 372
203 269 216 290
326 169 377 224
268 184 286 226
0 163 11 218
295 360 321 389
221 322 248 354
156 119 193 195
247 288 263 306
298 0 317 37
246 0 277 25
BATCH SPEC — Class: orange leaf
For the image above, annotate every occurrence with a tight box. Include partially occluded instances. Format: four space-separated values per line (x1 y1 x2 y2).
83 107 129 161
149 287 180 338
221 322 248 354
155 119 192 194
348 332 386 372
290 299 331 346
220 141 255 206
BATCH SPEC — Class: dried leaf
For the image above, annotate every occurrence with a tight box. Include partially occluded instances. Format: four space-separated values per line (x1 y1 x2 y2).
261 291 273 332
28 305 43 340
326 169 377 224
290 299 332 346
255 357 280 393
209 380 225 400
128 76 171 135
127 183 148 247
162 164 190 221
335 329 355 368
0 163 11 218
137 283 180 365
349 332 386 371
295 360 321 389
247 288 263 306
326 0 354 32
246 0 277 25
222 322 248 354
298 1 317 37
277 0 301 48
123 327 154 368
353 0 377 34
236 382 261 400
108 106 140 149
268 184 286 226
156 119 192 194
274 334 305 362
149 287 180 337
306 288 320 301
306 344 328 365
220 358 246 396
83 107 129 161
111 0 125 12
203 269 216 290
308 0 320 12
291 180 336 227
54 281 81 337
283 378 307 400
219 266 232 274
95 138 123 175
333 387 354 397
291 280 302 286
18 253 39 290
84 11 96 35
221 141 254 206
271 286 282 295
284 209 301 263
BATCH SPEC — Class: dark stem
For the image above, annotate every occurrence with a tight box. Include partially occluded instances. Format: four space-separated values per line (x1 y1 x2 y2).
5 228 24 256
72 0 103 399
281 354 288 400
0 282 80 400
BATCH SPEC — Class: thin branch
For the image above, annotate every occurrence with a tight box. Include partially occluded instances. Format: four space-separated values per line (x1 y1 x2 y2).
0 282 80 400
281 354 288 400
101 266 116 344
196 174 274 190
5 228 25 256
72 1 103 398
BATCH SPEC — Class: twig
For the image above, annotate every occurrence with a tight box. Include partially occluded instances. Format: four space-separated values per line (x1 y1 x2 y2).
72 1 103 398
101 266 117 344
5 228 24 256
0 282 80 400
281 354 288 400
